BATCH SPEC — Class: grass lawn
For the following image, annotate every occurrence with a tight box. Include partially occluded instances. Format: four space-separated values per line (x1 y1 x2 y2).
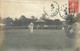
3 29 75 51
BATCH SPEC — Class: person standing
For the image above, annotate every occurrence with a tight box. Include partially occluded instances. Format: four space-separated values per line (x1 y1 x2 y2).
28 22 34 33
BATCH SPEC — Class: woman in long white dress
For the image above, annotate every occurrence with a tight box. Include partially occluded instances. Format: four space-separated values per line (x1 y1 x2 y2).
28 22 34 33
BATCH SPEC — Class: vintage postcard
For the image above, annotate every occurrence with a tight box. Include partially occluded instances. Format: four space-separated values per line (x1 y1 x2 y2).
0 0 80 51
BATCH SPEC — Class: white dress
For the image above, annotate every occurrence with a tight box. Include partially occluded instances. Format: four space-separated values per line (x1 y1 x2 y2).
28 23 34 33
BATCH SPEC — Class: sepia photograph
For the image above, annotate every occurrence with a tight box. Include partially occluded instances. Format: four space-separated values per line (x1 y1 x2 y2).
0 0 80 51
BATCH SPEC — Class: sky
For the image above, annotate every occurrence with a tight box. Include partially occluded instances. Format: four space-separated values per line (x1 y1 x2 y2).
1 0 80 20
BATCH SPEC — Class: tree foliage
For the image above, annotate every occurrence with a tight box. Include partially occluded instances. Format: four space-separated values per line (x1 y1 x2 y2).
3 17 14 26
2 15 62 30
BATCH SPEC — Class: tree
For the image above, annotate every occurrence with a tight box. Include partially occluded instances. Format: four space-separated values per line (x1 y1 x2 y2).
64 14 76 38
13 18 19 26
40 13 47 20
18 15 27 26
66 14 75 25
3 17 14 26
31 16 36 19
74 13 80 23
30 16 37 23
53 19 62 29
53 19 61 25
